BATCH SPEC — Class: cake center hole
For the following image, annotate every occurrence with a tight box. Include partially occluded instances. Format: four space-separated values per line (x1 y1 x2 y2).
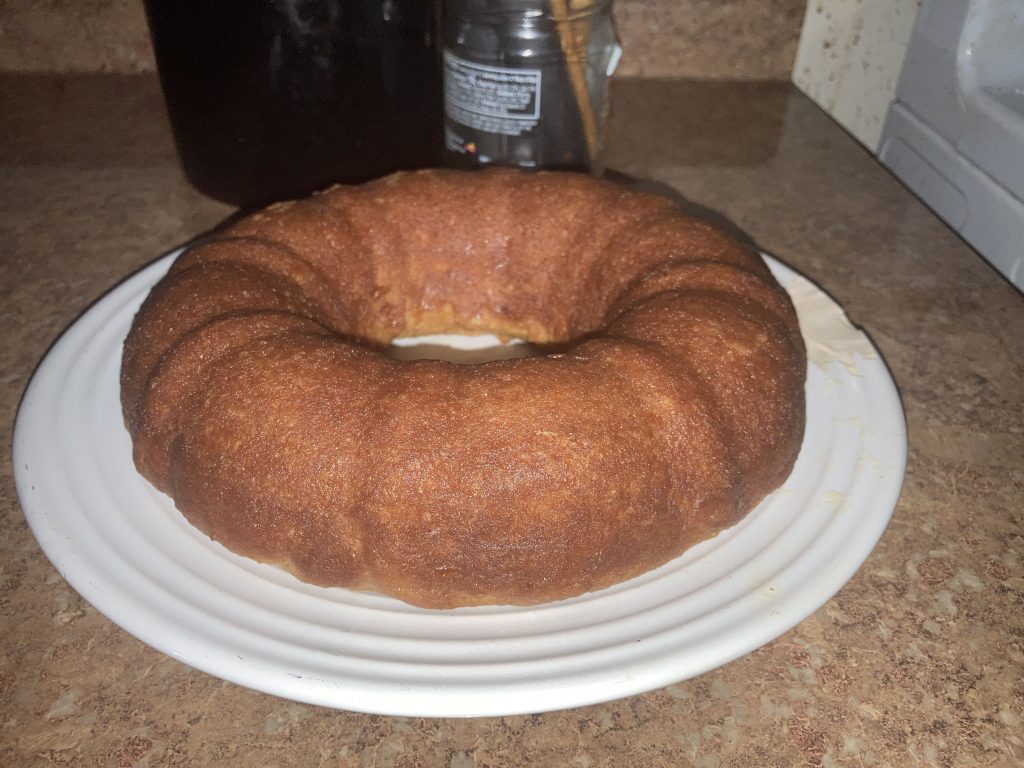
387 334 539 364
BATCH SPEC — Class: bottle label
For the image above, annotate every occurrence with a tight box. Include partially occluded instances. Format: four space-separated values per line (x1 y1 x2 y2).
443 51 542 138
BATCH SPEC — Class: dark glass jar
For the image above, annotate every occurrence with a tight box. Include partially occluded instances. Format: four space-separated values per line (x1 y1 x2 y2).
144 0 443 208
442 0 618 172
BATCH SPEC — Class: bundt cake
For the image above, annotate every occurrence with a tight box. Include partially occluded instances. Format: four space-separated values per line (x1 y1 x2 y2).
121 168 806 609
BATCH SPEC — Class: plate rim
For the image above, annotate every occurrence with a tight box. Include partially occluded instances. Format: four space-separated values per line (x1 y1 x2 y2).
12 251 907 717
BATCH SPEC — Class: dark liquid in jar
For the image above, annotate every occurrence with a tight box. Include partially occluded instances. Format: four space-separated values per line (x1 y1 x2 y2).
145 0 443 208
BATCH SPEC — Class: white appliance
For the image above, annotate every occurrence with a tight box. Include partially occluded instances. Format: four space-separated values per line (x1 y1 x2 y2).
879 0 1024 290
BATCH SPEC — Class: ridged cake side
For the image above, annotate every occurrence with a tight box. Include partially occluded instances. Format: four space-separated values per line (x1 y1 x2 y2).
121 169 806 608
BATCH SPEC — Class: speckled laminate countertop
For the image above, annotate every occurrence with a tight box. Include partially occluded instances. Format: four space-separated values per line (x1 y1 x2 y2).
1 74 1021 767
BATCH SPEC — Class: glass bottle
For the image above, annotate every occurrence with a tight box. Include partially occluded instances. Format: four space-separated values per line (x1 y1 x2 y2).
442 0 619 172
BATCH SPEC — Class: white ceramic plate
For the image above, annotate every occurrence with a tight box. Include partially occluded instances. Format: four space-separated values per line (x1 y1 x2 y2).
13 252 905 717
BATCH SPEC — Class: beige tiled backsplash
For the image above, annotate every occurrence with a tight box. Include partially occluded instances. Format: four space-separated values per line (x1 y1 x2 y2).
0 0 808 80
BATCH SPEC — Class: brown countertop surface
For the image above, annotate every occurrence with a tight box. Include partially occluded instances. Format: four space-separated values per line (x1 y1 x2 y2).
1 74 1021 767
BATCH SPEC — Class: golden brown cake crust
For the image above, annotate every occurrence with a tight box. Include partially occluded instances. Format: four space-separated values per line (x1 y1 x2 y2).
120 168 807 608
